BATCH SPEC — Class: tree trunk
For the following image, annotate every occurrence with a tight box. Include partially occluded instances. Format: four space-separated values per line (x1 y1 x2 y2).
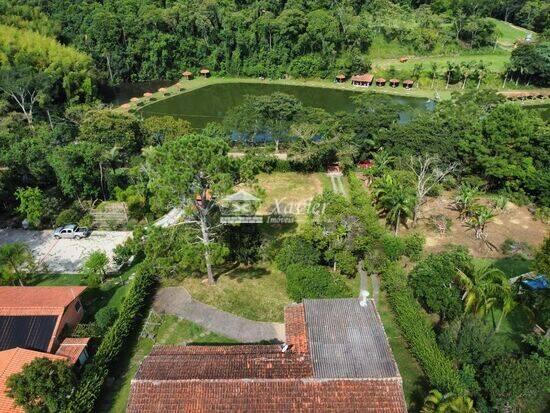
199 213 215 285
496 310 506 332
477 77 482 89
446 72 451 89
394 210 400 235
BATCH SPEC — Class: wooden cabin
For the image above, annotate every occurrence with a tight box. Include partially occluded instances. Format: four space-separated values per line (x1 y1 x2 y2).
389 79 400 88
182 71 193 80
375 78 386 87
351 73 373 87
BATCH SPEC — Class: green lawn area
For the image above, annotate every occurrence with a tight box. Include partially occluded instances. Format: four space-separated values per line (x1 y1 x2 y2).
180 263 292 322
32 265 138 320
490 18 535 47
372 52 511 74
100 314 237 413
474 255 531 278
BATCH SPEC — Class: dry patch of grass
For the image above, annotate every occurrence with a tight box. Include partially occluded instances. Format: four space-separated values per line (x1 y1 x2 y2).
182 264 291 322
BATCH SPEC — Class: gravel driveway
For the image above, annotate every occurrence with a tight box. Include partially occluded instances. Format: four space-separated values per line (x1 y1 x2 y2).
0 229 131 273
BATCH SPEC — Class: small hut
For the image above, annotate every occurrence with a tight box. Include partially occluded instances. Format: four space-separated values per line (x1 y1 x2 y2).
399 56 409 63
130 97 139 102
375 77 386 87
121 103 130 109
351 73 373 87
389 79 400 88
403 79 414 89
182 71 193 80
336 74 346 83
158 87 167 93
200 68 210 77
143 92 153 97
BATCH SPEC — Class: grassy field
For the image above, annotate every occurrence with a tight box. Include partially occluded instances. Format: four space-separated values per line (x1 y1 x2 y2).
100 315 236 412
490 18 535 47
181 263 291 322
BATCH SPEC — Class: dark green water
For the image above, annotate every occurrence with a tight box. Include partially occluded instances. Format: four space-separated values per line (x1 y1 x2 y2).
138 82 434 129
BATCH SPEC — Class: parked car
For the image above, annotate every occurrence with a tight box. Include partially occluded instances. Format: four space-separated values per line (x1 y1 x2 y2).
53 224 91 240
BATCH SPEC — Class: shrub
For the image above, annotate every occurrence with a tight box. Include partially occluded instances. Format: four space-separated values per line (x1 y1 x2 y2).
333 250 357 277
382 263 465 394
275 236 320 272
55 208 82 227
285 264 351 302
71 322 103 338
501 238 532 258
409 246 471 321
403 232 425 261
82 251 109 286
94 307 119 331
79 214 94 228
70 264 157 412
381 233 405 261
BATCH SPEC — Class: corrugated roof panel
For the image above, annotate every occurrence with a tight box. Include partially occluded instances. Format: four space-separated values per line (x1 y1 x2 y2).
303 298 400 378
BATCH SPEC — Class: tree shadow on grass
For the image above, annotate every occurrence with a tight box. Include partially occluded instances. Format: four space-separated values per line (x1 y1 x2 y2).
225 266 270 282
407 375 430 413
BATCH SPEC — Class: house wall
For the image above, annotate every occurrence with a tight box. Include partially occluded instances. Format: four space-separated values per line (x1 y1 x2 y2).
48 298 84 352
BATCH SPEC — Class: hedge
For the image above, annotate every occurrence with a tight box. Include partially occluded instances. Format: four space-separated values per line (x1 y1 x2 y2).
286 264 352 302
68 265 157 412
382 262 466 394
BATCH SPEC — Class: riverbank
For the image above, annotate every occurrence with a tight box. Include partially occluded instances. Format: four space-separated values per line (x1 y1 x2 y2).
116 76 550 114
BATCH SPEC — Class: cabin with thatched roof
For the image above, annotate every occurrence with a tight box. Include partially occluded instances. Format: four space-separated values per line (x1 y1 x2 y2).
376 78 386 87
182 70 193 80
336 74 346 83
200 68 210 77
389 79 399 88
403 79 414 89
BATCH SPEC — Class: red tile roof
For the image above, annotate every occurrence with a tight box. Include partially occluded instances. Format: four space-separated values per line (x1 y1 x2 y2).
0 287 86 317
127 299 407 412
129 378 406 413
351 73 374 82
0 348 68 413
55 337 90 364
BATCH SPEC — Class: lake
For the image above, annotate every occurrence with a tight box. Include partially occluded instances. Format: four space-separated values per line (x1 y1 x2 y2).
137 82 435 129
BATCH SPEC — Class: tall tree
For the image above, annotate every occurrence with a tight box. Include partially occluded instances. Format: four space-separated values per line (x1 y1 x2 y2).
0 242 35 286
146 134 236 284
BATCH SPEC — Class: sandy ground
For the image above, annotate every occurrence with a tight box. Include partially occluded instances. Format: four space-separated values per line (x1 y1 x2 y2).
409 194 548 258
0 229 131 273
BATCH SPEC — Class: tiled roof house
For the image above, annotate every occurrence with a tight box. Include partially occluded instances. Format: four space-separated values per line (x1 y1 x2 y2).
0 286 87 353
127 298 408 412
0 348 69 413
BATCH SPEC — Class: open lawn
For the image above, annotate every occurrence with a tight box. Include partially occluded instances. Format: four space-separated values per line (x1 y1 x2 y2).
100 315 236 412
490 18 535 48
247 172 324 219
372 52 510 75
180 264 291 322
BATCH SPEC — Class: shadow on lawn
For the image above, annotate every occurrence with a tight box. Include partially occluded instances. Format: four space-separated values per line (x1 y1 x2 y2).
225 266 270 281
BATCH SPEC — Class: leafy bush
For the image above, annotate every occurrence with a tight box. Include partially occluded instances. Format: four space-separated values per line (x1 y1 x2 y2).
79 214 94 228
71 322 103 338
275 236 320 272
82 251 108 286
55 208 82 227
409 246 471 321
501 238 532 258
381 233 405 261
333 250 357 277
70 264 157 412
285 264 351 302
403 232 425 261
382 263 465 394
94 307 119 331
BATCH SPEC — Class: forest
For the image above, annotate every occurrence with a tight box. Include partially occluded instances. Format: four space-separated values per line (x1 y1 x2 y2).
0 1 549 413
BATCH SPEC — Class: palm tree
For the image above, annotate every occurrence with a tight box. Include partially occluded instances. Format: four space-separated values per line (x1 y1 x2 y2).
413 63 424 88
421 390 476 413
475 61 487 89
374 175 415 234
456 264 507 319
496 282 516 332
445 61 457 89
0 242 35 286
460 62 472 90
430 62 438 89
465 205 494 241
454 184 479 221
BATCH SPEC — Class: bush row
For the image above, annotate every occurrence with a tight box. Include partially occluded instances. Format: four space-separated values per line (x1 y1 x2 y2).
382 262 466 394
68 265 157 412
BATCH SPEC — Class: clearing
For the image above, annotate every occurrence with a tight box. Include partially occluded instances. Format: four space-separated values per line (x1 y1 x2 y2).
0 229 131 273
412 193 548 258
245 172 324 219
489 18 535 48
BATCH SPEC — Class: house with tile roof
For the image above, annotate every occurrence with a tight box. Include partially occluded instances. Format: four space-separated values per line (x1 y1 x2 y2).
0 286 87 353
0 348 69 413
127 298 407 412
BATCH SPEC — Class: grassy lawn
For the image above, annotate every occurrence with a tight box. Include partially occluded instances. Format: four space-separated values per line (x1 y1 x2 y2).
474 255 531 278
100 314 237 413
180 263 291 322
490 18 535 47
32 265 138 320
248 172 324 218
